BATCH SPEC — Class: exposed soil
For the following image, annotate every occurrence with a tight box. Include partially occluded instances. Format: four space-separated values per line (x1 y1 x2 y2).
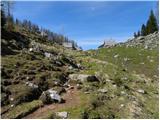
23 86 81 119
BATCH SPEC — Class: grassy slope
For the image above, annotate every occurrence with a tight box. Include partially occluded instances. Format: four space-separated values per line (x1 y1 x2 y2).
1 29 158 118
68 46 159 119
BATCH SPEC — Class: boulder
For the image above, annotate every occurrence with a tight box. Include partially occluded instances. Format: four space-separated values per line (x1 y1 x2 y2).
49 92 61 102
29 48 33 52
98 88 108 93
76 84 82 89
56 112 68 119
87 76 99 82
44 52 53 58
137 89 145 94
68 74 99 82
114 54 119 58
25 82 38 89
39 89 62 104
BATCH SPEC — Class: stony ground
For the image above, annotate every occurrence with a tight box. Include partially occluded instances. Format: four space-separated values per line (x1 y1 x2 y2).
1 29 159 119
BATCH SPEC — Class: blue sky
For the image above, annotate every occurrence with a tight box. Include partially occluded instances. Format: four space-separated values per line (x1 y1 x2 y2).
13 1 157 50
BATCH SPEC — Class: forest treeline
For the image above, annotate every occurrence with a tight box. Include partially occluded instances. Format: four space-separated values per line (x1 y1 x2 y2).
1 1 78 47
134 9 159 38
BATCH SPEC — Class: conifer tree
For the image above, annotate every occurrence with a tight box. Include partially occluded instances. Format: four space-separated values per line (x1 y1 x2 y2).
141 24 146 36
134 32 137 38
137 31 140 37
1 10 6 28
146 10 158 34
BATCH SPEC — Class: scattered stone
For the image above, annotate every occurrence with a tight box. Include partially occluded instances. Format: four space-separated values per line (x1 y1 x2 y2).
29 48 33 52
63 82 69 87
44 52 53 58
56 112 68 119
68 86 74 90
10 104 14 108
76 84 82 89
144 45 148 49
98 88 108 93
114 54 119 58
106 79 111 82
68 66 73 70
124 57 130 62
118 32 158 49
113 84 117 88
84 92 90 94
120 104 124 107
40 89 62 104
10 98 14 101
149 59 154 62
25 82 38 89
77 63 81 68
54 61 63 67
137 89 145 94
121 91 126 95
87 75 99 82
26 76 30 80
69 74 99 82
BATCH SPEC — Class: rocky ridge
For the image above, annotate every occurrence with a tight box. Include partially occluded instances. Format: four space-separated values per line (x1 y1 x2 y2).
117 32 159 49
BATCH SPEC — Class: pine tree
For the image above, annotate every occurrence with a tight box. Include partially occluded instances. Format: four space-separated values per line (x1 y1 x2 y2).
141 24 146 36
146 10 158 34
6 15 14 31
134 32 137 38
137 31 140 37
1 9 6 28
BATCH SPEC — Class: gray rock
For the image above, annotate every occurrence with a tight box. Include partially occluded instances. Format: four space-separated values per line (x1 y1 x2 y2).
106 79 111 82
68 66 73 70
29 48 33 52
84 92 90 94
25 82 38 89
56 112 68 119
10 104 14 108
10 97 14 101
98 88 108 93
137 89 145 94
121 91 126 95
44 52 53 58
48 89 61 102
40 89 62 104
120 104 124 108
116 32 158 49
69 74 99 82
76 84 82 89
114 54 119 58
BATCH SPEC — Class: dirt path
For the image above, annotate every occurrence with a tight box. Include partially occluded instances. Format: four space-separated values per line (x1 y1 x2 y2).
23 87 81 119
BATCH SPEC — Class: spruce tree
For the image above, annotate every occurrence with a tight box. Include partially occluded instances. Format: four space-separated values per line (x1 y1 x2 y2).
137 31 140 37
141 24 146 36
6 15 14 31
134 32 137 38
1 10 6 28
146 10 158 34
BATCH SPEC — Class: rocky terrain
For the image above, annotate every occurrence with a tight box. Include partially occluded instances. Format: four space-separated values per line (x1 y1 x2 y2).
1 28 159 119
117 31 159 49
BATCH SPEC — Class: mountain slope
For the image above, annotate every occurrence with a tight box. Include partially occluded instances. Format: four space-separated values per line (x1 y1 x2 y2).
1 29 159 119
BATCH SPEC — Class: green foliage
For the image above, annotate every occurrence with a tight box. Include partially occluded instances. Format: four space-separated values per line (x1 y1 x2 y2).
134 9 158 37
2 100 43 119
134 32 137 38
1 9 6 28
146 10 159 34
6 15 14 31
141 24 146 36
